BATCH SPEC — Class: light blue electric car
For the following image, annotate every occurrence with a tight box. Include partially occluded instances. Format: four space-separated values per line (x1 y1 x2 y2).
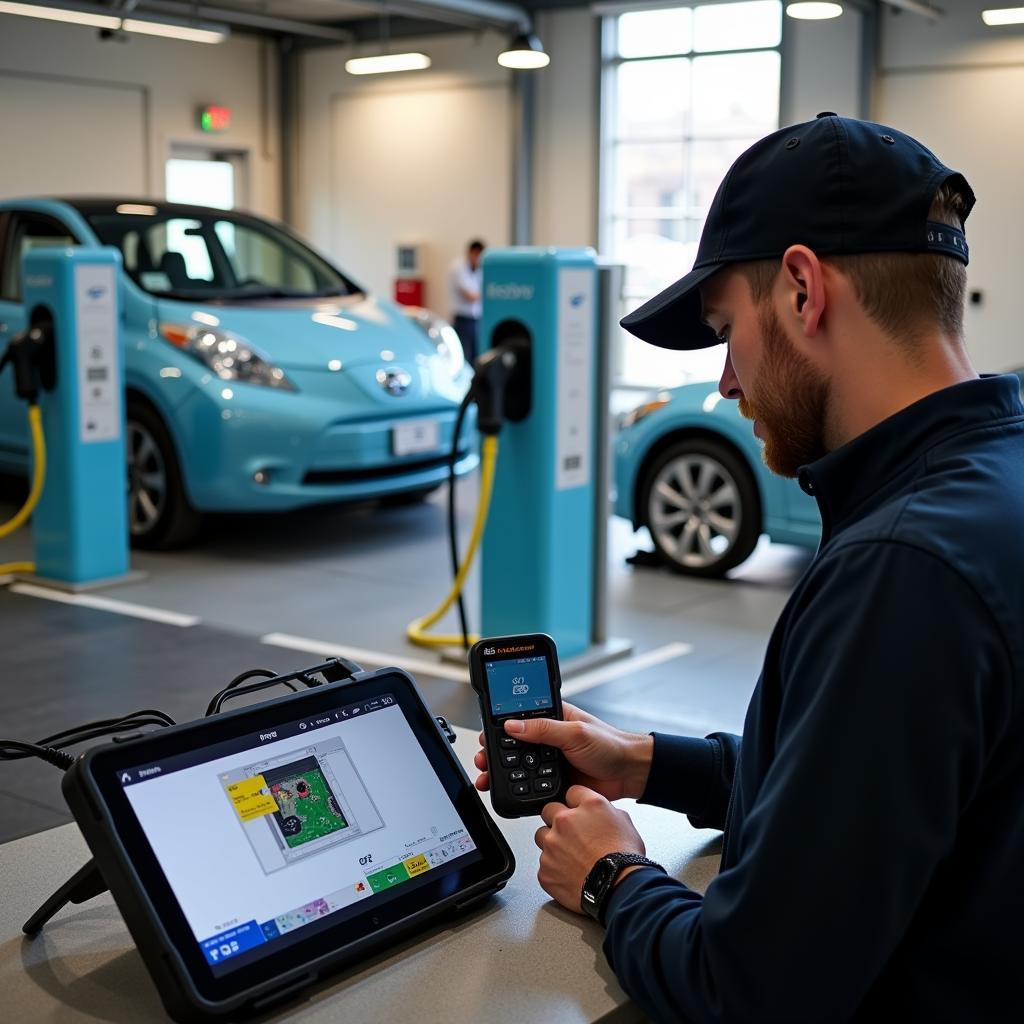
614 383 821 577
0 198 476 547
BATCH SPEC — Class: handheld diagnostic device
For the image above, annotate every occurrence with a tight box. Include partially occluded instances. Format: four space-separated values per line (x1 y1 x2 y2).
468 633 568 818
60 669 514 1022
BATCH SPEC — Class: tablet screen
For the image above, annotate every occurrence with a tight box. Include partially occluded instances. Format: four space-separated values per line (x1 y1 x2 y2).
117 691 481 976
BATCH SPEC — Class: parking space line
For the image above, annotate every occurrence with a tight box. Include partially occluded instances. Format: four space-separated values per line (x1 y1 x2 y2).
260 632 472 683
561 642 693 698
9 583 201 627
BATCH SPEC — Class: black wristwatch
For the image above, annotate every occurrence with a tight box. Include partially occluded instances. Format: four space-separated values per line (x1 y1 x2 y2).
581 852 665 924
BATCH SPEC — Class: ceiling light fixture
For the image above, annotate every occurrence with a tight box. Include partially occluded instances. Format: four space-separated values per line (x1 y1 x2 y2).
345 52 431 75
982 7 1024 25
121 17 227 44
497 32 550 70
0 0 118 29
0 1 228 42
785 2 844 18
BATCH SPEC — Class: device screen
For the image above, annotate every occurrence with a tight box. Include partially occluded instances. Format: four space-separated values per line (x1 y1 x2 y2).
116 696 480 977
484 654 554 716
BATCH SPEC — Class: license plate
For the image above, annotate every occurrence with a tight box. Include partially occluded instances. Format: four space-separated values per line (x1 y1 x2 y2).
393 418 441 456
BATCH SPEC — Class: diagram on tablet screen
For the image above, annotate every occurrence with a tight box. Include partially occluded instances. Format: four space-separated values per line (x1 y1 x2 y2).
221 738 385 874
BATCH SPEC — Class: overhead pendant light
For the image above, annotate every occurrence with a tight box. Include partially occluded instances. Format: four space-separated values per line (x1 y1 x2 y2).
498 32 550 70
786 2 844 18
121 17 227 44
345 52 431 75
982 7 1024 25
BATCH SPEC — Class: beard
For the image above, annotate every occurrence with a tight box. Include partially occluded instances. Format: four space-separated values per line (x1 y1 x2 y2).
737 302 831 478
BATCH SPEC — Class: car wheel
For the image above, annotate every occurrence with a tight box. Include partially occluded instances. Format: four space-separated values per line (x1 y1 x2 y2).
640 437 761 577
126 399 202 549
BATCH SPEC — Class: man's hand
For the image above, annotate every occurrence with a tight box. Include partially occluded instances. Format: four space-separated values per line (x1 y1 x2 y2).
534 786 646 914
473 702 653 801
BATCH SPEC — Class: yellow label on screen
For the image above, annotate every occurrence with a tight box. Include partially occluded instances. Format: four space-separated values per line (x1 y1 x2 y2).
403 854 430 877
226 774 278 822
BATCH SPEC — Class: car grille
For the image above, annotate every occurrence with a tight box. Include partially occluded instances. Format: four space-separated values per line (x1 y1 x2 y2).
302 450 471 485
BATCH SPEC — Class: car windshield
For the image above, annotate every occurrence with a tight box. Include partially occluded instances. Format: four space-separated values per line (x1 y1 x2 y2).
87 210 359 302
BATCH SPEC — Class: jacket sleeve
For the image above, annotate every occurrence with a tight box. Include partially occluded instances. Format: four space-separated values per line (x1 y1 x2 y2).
639 731 742 830
602 540 1013 1023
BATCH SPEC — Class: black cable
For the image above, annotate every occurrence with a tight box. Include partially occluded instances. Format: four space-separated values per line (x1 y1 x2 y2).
448 390 474 650
206 668 284 717
0 740 75 771
36 709 176 746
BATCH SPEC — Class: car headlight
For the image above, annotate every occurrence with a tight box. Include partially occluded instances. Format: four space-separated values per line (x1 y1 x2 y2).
404 307 465 377
159 324 296 391
621 393 671 429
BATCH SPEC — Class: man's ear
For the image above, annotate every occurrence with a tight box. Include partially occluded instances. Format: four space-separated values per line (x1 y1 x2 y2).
779 245 825 337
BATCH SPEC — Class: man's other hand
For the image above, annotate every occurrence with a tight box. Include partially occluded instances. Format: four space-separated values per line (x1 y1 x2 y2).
535 786 645 914
473 703 653 801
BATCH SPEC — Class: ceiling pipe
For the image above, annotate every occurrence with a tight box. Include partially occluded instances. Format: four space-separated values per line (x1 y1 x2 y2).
324 0 532 34
134 0 357 40
880 0 943 19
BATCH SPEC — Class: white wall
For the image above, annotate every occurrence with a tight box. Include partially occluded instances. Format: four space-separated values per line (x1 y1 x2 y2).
296 32 513 317
875 1 1024 372
0 17 280 218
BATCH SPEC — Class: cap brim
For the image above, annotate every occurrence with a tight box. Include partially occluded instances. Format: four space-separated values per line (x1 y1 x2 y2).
620 264 722 350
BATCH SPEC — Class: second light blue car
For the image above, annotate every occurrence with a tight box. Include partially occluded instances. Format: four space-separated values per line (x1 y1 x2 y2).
614 383 821 577
0 198 477 547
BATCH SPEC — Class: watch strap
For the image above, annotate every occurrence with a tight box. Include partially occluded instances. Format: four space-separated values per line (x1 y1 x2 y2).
582 852 665 925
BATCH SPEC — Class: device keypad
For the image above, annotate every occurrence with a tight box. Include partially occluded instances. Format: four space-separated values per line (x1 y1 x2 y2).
500 742 560 799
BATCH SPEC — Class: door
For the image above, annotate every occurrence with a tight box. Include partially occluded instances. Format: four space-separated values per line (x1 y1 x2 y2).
0 211 80 467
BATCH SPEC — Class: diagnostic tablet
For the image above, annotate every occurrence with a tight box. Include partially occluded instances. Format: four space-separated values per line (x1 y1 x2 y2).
62 668 514 1022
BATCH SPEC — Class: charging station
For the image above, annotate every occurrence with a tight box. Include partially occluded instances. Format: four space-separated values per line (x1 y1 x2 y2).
21 247 131 588
479 248 627 663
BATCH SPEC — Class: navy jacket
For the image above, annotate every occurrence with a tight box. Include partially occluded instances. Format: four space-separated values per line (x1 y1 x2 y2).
603 375 1024 1022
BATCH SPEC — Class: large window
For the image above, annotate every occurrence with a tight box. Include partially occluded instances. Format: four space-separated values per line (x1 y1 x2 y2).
601 1 782 386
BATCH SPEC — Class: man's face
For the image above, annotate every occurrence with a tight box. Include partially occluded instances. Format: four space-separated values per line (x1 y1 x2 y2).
702 269 831 478
468 247 483 270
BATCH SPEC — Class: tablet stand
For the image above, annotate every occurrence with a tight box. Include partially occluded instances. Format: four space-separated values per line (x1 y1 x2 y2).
23 857 107 936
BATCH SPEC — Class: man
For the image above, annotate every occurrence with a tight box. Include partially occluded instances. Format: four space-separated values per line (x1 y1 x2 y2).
449 239 484 364
475 114 1024 1020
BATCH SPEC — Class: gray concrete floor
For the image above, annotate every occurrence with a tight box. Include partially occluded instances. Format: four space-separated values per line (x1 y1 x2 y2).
0 473 812 843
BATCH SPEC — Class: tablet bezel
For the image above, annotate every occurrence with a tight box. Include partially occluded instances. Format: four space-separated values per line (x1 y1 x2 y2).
71 669 513 1009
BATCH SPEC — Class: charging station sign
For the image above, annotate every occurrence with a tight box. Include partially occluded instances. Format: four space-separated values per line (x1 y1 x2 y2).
555 268 594 491
74 264 121 444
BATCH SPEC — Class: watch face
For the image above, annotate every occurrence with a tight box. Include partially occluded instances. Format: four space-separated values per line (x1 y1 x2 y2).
582 856 620 916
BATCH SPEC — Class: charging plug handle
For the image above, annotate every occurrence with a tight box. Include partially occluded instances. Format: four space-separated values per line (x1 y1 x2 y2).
0 324 54 404
472 337 529 435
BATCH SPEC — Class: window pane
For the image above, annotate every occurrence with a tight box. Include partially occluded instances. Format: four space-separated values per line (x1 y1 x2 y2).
693 1 782 52
615 59 690 140
689 138 760 212
691 52 780 137
614 143 686 215
618 8 692 58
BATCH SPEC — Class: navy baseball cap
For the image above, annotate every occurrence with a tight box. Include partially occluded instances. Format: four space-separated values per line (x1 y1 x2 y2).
621 113 976 350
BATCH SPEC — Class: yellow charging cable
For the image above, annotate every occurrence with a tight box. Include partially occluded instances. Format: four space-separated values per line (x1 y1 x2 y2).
0 404 45 576
406 435 499 649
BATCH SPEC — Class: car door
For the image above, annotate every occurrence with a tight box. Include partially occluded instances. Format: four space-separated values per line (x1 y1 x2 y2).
0 210 80 467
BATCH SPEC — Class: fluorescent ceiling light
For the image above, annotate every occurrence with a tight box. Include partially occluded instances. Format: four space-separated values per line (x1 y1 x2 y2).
121 17 226 44
0 1 119 29
786 2 844 18
345 52 431 75
982 7 1024 25
497 33 550 69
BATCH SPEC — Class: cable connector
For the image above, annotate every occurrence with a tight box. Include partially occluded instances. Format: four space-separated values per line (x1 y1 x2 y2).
1 323 55 404
471 337 530 435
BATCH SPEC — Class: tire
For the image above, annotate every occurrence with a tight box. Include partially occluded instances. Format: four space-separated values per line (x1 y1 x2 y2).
126 399 202 549
379 484 441 507
639 436 761 578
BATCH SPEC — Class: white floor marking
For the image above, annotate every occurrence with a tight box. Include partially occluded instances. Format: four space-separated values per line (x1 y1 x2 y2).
560 642 693 698
260 632 472 682
9 583 200 627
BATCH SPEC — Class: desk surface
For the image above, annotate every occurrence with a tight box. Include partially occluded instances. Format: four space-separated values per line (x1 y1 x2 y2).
0 726 720 1024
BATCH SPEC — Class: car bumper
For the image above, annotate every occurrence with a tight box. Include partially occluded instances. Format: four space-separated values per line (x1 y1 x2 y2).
172 377 478 512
